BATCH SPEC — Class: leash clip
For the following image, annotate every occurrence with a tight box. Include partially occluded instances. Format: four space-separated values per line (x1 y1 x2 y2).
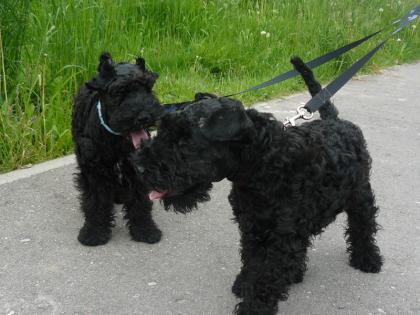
283 105 313 128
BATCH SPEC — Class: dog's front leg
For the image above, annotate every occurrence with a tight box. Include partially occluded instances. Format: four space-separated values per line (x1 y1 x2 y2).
123 188 162 244
234 232 309 315
77 170 115 246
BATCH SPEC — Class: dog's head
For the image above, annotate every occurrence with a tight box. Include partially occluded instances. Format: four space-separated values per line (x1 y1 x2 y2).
86 52 163 148
131 96 255 213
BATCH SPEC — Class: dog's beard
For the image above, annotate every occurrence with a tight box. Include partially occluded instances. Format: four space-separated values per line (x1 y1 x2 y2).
162 182 213 214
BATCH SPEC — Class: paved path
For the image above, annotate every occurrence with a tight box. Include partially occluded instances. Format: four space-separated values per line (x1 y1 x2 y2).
1 63 420 315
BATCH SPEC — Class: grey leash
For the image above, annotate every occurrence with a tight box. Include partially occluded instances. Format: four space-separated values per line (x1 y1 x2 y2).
283 5 420 127
224 6 419 98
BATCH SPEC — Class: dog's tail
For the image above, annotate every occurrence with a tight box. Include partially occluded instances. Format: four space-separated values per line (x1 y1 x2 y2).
291 56 339 120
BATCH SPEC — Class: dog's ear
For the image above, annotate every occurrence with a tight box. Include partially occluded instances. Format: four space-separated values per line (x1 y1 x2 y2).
86 52 116 90
134 57 159 90
97 52 115 78
200 98 253 142
136 57 146 71
142 71 159 90
194 92 218 101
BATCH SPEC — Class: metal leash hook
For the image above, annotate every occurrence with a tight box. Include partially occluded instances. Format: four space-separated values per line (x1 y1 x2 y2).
283 105 314 128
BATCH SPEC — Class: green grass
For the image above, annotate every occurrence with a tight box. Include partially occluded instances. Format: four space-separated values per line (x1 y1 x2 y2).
1 0 419 173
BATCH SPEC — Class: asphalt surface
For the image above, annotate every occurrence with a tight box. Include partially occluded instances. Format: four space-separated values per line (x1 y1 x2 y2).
1 62 420 315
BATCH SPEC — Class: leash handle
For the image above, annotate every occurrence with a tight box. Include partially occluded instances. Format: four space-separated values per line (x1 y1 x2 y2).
304 4 420 114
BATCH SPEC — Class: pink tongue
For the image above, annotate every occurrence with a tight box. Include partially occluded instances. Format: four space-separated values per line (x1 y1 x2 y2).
149 190 167 200
149 190 168 200
130 129 149 149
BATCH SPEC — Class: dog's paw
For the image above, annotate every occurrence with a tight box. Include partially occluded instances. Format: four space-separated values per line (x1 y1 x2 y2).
234 302 278 315
130 226 162 244
78 224 111 246
350 250 383 273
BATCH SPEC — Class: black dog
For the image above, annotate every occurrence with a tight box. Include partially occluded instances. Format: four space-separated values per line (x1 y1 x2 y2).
131 57 383 314
72 52 164 246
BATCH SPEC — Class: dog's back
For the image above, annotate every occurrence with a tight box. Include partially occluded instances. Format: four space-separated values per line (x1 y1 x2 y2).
291 57 339 120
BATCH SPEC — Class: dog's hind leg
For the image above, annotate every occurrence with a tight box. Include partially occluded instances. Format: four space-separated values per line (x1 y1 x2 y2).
345 182 383 273
77 172 115 246
123 190 162 244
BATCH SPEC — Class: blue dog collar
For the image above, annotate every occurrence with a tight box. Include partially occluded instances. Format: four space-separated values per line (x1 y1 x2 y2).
96 100 122 136
164 102 189 113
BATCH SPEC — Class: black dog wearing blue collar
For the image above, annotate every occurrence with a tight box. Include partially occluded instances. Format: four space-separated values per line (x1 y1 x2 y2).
72 52 165 246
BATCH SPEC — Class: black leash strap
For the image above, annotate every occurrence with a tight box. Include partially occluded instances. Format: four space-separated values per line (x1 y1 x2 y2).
224 30 383 97
164 5 419 113
224 5 419 97
304 4 420 114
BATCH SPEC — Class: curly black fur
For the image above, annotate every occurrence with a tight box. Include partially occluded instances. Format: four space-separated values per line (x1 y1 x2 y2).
131 57 383 314
162 182 213 213
72 52 164 246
